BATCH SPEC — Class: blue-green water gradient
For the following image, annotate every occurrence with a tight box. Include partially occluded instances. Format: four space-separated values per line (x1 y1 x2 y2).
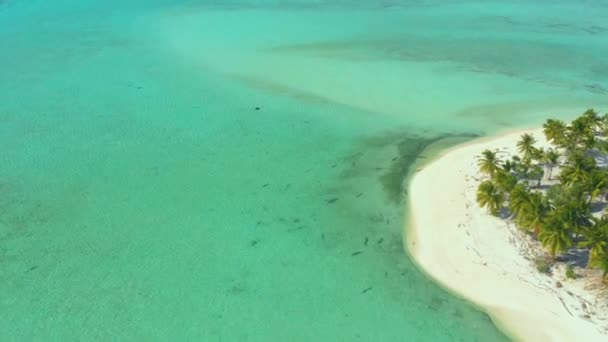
1 1 607 340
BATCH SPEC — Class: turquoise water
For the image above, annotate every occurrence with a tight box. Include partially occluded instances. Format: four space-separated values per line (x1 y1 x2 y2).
1 0 607 340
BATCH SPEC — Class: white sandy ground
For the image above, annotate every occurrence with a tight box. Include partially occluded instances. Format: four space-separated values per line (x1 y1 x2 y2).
406 128 608 342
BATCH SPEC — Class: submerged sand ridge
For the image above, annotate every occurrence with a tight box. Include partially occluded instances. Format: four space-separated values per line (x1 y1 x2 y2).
407 129 608 341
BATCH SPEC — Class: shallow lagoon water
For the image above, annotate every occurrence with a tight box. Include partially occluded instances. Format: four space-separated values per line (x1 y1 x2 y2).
1 1 608 340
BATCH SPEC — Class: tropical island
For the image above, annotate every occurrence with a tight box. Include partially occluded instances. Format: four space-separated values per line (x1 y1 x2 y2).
407 109 608 342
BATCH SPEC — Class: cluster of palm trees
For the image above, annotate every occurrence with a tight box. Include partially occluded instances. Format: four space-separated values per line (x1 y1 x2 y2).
476 109 608 279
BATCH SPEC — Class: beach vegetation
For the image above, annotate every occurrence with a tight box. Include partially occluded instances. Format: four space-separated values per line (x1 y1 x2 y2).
517 133 537 160
476 180 504 216
493 170 518 193
543 148 560 180
543 119 567 146
477 109 608 283
477 149 502 178
534 256 552 274
565 264 576 279
539 212 573 256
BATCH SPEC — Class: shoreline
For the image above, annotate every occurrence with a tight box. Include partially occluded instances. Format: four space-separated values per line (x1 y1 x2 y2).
405 128 608 341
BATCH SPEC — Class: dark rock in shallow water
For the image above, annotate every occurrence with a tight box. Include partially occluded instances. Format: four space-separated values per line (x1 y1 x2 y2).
361 287 373 294
25 265 38 273
287 225 306 232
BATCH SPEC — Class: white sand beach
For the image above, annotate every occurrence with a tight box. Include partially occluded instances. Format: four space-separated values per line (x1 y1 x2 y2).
407 129 608 341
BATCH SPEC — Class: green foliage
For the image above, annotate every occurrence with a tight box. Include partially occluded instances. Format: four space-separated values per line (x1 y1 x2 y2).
508 184 530 218
559 151 597 187
588 248 608 279
502 159 517 173
529 165 544 188
539 212 573 257
543 119 567 146
579 216 608 268
477 109 608 284
565 264 576 279
476 180 504 216
517 133 537 160
564 115 595 152
548 191 591 235
534 256 552 274
493 170 518 193
477 149 501 177
514 157 531 180
516 192 549 234
582 108 603 133
543 148 560 180
596 139 608 155
583 171 608 202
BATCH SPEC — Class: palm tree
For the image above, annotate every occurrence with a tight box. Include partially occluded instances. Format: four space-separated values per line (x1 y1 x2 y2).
477 149 501 177
579 216 608 268
529 165 544 188
582 133 597 150
543 148 560 180
602 113 608 136
559 151 597 187
582 108 603 133
533 147 545 162
502 159 517 173
514 156 532 180
543 119 567 147
476 180 504 216
546 184 564 205
516 192 549 234
508 184 530 217
596 139 608 156
588 249 608 279
540 211 573 257
555 194 592 235
584 170 608 202
517 133 537 160
567 116 594 149
493 170 518 193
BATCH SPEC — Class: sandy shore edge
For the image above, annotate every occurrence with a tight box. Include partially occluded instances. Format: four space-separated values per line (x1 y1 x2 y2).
406 128 608 341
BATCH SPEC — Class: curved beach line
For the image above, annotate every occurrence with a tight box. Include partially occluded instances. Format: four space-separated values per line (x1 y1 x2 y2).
405 128 607 341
